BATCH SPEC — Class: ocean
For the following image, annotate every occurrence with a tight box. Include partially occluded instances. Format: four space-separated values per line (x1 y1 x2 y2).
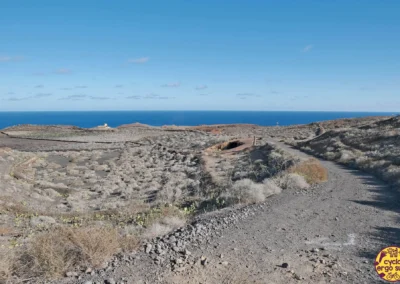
0 111 396 129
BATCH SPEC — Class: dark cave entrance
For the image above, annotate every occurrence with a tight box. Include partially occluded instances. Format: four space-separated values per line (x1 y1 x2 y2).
221 140 245 150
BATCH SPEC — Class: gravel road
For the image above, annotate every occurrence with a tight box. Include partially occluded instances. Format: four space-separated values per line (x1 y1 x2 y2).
67 142 400 284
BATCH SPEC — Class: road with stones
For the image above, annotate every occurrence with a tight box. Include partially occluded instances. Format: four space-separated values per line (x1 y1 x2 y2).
65 142 400 284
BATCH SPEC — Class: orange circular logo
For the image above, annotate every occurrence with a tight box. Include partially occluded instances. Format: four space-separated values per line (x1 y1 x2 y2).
375 246 400 282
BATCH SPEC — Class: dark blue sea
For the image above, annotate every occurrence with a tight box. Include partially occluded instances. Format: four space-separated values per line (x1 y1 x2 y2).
0 111 396 129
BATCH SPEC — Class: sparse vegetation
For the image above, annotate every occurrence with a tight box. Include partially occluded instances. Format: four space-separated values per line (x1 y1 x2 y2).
0 121 338 282
298 115 400 185
274 173 310 190
222 178 282 205
0 249 13 283
288 158 328 185
14 226 119 279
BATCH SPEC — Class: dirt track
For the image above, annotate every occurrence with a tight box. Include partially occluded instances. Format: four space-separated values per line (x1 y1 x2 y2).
69 141 399 284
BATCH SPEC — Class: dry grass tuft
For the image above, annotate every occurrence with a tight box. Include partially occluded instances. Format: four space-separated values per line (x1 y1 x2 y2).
222 178 282 205
142 209 187 239
118 234 140 253
289 159 328 185
14 226 119 279
275 173 310 190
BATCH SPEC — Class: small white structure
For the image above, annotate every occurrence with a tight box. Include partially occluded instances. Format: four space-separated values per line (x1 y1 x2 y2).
93 123 112 130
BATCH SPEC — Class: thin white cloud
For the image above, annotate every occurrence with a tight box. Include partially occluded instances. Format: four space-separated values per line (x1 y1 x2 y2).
126 94 175 100
128 57 150 64
143 93 159 99
270 90 281 95
54 68 72 74
35 84 44 88
90 96 112 100
0 56 24 62
161 82 181 88
126 95 141 99
59 94 87 100
302 45 313 53
33 93 52 98
236 93 261 100
3 97 24 101
3 93 52 101
236 93 260 97
195 85 208 90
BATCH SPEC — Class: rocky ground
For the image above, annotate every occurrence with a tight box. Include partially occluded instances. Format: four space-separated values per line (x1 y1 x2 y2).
295 115 400 186
58 140 400 284
0 115 399 283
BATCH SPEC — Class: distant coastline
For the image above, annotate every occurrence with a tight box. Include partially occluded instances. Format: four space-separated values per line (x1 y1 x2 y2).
0 111 396 130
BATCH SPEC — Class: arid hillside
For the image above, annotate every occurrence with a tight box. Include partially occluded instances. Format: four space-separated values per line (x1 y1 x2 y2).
0 122 328 283
296 115 400 186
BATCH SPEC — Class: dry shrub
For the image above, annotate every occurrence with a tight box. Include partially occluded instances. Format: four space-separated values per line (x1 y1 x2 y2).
14 226 119 279
119 234 140 253
223 178 282 205
144 223 173 239
0 196 38 215
143 215 186 239
275 173 310 190
289 159 328 184
0 249 13 283
67 227 119 267
140 206 186 228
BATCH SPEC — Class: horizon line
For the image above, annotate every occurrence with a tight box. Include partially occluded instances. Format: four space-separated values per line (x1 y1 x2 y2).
0 110 397 113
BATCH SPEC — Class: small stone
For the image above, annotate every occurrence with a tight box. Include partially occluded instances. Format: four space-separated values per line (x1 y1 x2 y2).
65 271 78 277
85 267 93 274
335 217 339 221
200 256 207 266
311 248 319 253
105 279 116 284
219 254 224 259
174 266 186 273
145 244 152 254
175 258 184 264
363 260 368 264
30 216 56 227
281 263 289 269
221 261 229 266
83 281 93 284
320 259 326 264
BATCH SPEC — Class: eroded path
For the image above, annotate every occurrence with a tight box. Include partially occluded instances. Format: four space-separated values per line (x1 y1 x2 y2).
73 142 400 284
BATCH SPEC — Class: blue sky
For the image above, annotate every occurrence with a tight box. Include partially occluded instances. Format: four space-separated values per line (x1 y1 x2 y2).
0 0 399 111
